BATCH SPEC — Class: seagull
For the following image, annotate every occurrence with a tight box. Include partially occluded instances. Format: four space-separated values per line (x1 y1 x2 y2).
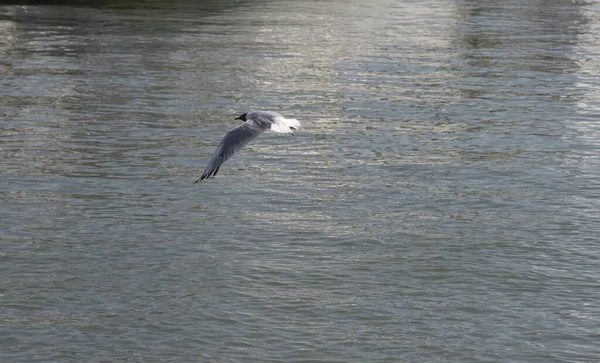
195 111 301 183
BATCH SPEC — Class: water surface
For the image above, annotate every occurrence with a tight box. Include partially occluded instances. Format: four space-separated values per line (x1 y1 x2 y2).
2 0 600 361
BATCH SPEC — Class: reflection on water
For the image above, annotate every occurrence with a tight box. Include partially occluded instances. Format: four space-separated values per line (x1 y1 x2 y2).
2 0 600 361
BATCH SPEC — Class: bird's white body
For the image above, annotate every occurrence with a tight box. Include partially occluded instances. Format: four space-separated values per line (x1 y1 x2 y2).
195 111 300 182
267 113 301 134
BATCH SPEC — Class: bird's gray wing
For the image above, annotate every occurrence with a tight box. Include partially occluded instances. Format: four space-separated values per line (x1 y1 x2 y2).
195 122 265 182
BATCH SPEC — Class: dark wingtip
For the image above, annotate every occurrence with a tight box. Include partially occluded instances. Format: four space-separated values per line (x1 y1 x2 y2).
194 174 208 183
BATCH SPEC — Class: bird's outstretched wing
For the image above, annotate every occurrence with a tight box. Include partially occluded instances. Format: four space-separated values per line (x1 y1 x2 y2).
195 122 265 183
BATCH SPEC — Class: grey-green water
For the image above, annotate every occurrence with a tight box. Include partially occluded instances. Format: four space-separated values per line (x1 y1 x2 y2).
2 0 600 361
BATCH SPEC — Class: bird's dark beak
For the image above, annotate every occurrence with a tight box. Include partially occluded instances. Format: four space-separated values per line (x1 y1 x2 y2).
234 116 242 120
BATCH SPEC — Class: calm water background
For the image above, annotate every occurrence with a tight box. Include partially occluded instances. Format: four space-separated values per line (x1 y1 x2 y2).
2 0 600 361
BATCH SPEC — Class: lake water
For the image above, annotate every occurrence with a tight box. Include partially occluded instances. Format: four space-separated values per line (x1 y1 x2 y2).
1 0 600 361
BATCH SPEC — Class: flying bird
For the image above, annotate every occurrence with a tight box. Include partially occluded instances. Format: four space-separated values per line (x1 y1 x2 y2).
195 111 301 183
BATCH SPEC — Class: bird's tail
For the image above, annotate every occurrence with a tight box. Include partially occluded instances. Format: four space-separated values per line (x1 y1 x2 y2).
271 117 301 134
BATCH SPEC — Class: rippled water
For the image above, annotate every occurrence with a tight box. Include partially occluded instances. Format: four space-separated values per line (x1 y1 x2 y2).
2 0 600 361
